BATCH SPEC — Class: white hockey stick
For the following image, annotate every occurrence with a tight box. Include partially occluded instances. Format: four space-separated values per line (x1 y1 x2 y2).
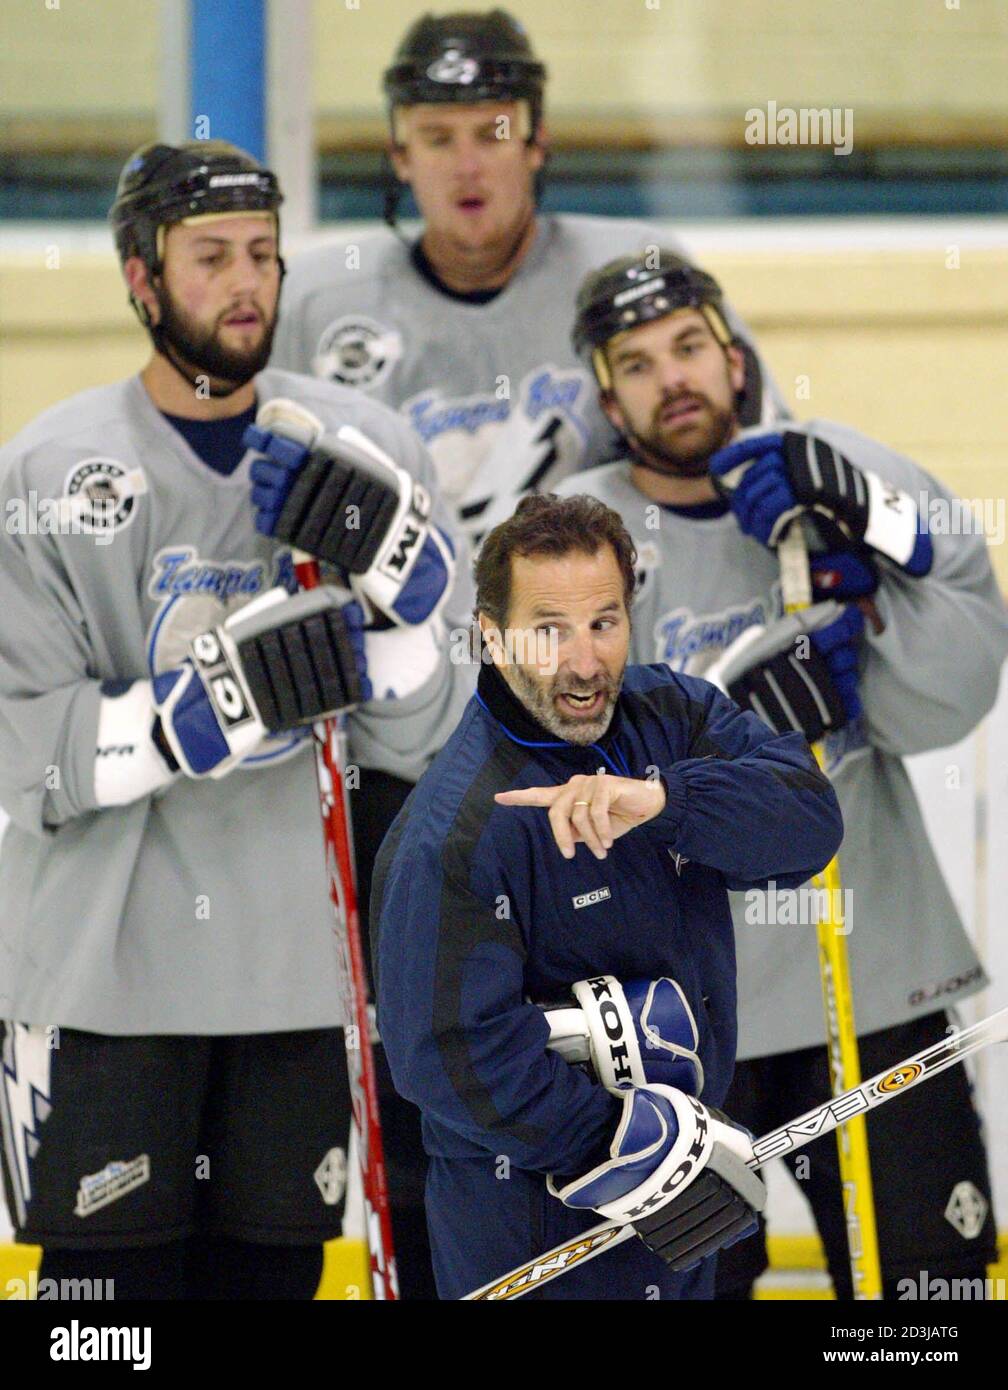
462 1005 1008 1300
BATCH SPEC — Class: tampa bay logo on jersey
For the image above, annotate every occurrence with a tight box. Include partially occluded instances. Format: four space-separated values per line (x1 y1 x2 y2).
146 546 304 769
313 315 403 389
655 597 777 676
403 365 592 534
653 591 869 772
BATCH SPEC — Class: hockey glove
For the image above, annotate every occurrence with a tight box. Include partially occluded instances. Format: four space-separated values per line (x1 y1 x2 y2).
245 399 455 625
550 1085 766 1272
153 586 369 778
704 602 864 739
543 975 704 1096
810 550 879 602
709 430 933 577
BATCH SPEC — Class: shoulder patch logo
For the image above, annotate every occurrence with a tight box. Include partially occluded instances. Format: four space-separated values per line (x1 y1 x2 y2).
313 316 402 389
62 458 147 536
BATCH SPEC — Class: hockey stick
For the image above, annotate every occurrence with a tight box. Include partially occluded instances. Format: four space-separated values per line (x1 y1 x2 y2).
256 399 398 1300
462 1004 1008 1300
778 520 882 1299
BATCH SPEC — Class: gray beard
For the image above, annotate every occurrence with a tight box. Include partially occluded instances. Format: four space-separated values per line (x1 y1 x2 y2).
506 664 623 746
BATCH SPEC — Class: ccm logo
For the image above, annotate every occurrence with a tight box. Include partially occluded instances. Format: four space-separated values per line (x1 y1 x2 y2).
190 631 252 729
572 887 611 911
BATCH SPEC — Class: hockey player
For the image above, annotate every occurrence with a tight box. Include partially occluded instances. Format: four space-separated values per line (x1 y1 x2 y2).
271 7 780 544
0 140 465 1300
371 492 843 1299
269 7 781 1294
557 250 1008 1299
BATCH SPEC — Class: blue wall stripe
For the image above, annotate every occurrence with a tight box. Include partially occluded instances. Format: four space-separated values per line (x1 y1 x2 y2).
189 0 266 158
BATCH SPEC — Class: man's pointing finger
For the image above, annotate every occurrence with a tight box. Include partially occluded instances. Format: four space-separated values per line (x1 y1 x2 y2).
495 787 557 806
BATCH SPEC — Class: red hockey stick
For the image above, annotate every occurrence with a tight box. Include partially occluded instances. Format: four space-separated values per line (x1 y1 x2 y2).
295 553 398 1301
255 398 398 1299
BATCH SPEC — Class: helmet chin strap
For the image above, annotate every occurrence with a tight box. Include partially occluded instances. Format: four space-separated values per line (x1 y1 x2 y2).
150 319 250 399
382 152 411 245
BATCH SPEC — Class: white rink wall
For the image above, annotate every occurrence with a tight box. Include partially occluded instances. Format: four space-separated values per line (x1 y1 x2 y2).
1 670 1006 1250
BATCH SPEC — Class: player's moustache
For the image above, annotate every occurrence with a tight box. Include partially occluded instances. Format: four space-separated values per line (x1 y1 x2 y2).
158 290 275 387
654 391 707 425
219 300 264 326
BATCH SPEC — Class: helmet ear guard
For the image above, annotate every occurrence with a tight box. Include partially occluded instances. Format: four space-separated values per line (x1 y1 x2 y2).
592 346 613 393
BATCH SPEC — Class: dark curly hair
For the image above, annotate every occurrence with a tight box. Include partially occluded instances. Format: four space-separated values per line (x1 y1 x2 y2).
475 493 637 628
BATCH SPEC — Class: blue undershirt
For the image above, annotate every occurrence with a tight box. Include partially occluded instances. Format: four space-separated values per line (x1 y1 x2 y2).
161 403 258 476
661 497 730 520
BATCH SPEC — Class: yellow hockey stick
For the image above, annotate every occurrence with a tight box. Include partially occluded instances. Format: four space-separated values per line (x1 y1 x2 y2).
778 520 882 1300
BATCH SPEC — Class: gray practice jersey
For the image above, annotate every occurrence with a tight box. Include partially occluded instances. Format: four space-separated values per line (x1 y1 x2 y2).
556 423 1008 1058
0 368 471 1035
271 214 782 541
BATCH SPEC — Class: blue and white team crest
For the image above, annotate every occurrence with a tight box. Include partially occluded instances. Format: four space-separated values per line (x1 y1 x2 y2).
403 365 592 536
313 315 402 389
146 546 307 769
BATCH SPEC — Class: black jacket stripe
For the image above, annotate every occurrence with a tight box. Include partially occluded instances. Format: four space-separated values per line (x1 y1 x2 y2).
431 732 545 1146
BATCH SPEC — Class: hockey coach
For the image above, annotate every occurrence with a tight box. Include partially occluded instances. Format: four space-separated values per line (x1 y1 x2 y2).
371 493 843 1299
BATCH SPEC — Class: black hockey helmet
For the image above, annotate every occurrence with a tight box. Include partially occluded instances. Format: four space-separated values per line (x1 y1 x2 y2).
383 9 547 137
110 140 283 280
573 251 733 390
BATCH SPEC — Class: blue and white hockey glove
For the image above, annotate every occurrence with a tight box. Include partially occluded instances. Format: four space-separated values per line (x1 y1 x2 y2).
704 602 864 739
544 975 704 1096
153 587 369 779
244 398 455 626
709 430 933 577
550 1085 766 1272
810 550 879 602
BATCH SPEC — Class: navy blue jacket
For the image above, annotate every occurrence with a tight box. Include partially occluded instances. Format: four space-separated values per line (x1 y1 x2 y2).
372 659 842 1298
